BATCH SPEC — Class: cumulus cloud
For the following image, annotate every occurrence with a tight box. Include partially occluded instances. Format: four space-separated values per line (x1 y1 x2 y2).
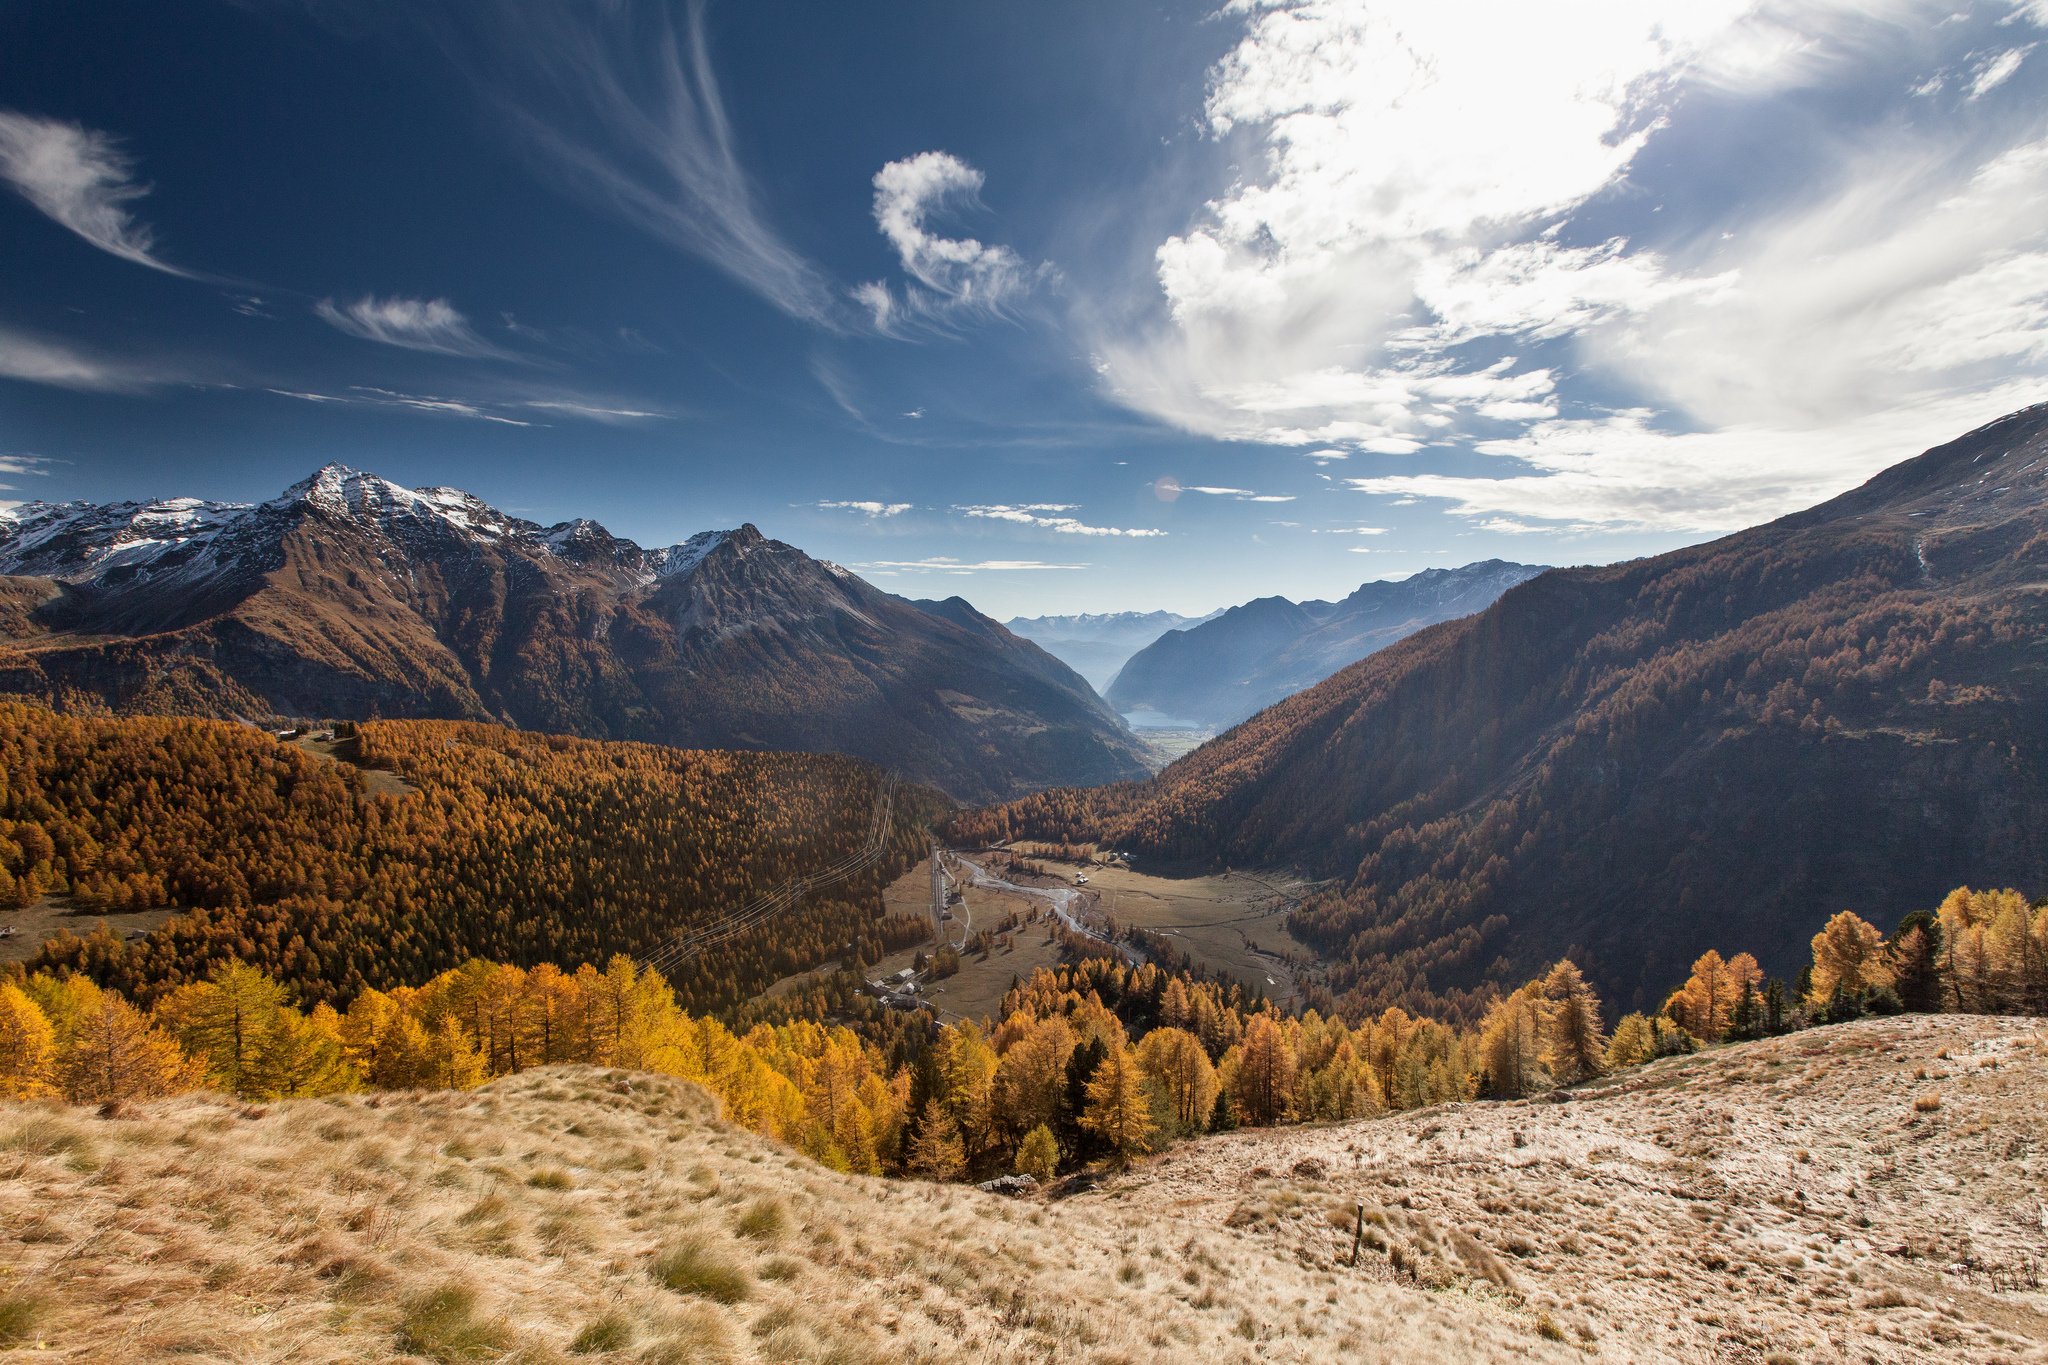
315 296 515 359
0 110 192 277
1093 0 2048 532
857 151 1044 334
956 504 1167 537
817 499 913 517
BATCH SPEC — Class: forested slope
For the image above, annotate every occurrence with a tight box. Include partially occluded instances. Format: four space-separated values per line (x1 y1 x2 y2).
958 406 2048 1017
0 703 939 1009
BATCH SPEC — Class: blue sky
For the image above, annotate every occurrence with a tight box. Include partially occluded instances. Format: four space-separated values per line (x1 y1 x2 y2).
3 0 2047 616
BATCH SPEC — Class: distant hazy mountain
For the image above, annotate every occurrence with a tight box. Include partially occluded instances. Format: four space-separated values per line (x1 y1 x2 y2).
0 465 1151 803
1002 609 1213 694
1104 561 1546 729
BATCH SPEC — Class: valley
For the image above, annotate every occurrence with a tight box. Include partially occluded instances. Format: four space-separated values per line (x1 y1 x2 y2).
855 852 1318 1023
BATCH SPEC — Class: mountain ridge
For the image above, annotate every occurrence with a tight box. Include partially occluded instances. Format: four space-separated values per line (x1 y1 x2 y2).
0 464 1150 802
1104 559 1547 728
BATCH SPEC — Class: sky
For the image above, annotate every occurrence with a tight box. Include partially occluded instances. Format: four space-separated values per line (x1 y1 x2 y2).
3 0 2048 617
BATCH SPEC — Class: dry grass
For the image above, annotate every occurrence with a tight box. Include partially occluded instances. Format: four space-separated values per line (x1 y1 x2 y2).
2 1018 2041 1363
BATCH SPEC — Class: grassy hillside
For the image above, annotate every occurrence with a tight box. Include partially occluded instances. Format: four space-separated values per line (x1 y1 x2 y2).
0 1015 2037 1363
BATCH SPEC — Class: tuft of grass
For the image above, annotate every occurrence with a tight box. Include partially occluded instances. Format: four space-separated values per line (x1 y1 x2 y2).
734 1195 789 1242
650 1234 751 1305
1913 1094 1942 1114
1535 1313 1566 1342
394 1282 512 1363
526 1167 575 1191
0 1292 47 1347
568 1312 634 1354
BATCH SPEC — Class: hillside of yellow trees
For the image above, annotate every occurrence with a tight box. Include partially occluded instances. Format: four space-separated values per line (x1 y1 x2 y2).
0 702 940 1012
3 886 2037 1184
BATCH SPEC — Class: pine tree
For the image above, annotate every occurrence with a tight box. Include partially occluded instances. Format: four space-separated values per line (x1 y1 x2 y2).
1477 988 1548 1099
154 961 289 1097
907 1109 966 1181
0 983 56 1099
1539 961 1605 1084
1015 1123 1059 1183
1605 1013 1657 1069
1808 911 1891 1005
251 1004 357 1097
56 994 203 1103
1227 1015 1296 1126
1080 1043 1154 1167
1134 1026 1217 1136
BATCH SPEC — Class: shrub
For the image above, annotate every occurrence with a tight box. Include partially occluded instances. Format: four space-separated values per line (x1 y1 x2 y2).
0 1293 46 1347
394 1282 511 1363
734 1196 788 1242
650 1235 751 1304
568 1313 633 1354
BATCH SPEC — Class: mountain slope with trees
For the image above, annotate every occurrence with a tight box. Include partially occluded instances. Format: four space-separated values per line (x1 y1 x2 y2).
0 703 938 1011
0 466 1148 802
958 406 2048 1016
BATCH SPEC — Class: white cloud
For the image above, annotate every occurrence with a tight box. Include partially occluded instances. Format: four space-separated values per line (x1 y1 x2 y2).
1969 44 2032 96
859 557 1089 573
0 321 163 391
315 296 514 359
268 385 534 426
424 1 834 323
1182 484 1297 502
1303 448 1348 463
1347 384 2046 532
956 504 1167 537
1317 525 1389 535
817 499 913 517
1089 0 2048 531
0 110 190 276
520 399 670 423
858 151 1044 334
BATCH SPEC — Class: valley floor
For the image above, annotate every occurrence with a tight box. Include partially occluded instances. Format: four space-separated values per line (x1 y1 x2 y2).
0 1016 2041 1363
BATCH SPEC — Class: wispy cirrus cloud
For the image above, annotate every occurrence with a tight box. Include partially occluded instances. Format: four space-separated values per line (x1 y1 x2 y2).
857 152 1045 335
0 110 193 277
314 295 516 359
817 499 913 517
858 556 1089 575
519 399 670 423
956 504 1167 537
268 385 534 426
0 321 171 392
421 0 835 324
1181 484 1296 503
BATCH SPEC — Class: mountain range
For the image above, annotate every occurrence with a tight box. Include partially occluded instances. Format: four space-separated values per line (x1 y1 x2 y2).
1103 560 1547 729
1002 609 1215 695
960 405 2048 1016
0 465 1150 803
